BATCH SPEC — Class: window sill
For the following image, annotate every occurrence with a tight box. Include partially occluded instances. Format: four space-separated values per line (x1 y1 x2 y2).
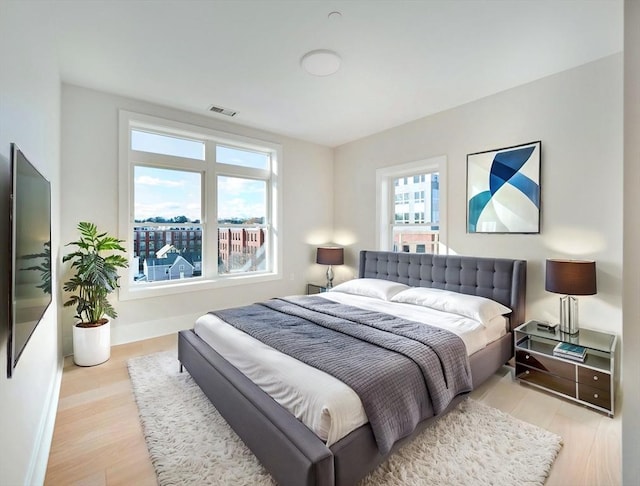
119 272 281 301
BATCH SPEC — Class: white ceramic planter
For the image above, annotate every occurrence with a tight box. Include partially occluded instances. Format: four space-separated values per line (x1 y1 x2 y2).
73 320 111 366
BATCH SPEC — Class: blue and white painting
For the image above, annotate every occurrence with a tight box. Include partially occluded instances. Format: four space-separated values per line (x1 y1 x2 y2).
467 141 541 233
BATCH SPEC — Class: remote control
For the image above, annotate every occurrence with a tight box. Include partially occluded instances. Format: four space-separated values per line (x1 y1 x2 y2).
536 322 558 332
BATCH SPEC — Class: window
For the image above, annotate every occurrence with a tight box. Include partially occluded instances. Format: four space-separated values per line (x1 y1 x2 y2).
376 156 446 255
119 111 282 299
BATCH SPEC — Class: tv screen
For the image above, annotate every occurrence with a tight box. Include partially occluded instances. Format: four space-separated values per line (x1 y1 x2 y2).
7 143 52 378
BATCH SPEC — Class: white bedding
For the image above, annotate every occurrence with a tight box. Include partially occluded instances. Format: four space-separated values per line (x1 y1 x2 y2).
193 291 508 446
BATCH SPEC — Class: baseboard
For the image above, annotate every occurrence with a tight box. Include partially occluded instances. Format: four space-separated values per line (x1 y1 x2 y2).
25 353 64 485
110 312 203 346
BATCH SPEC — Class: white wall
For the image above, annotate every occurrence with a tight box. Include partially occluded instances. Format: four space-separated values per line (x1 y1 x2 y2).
622 0 640 482
0 1 62 484
60 84 334 354
334 54 623 337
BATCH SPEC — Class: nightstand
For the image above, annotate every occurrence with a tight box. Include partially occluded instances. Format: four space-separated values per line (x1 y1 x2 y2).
306 283 328 295
514 320 616 417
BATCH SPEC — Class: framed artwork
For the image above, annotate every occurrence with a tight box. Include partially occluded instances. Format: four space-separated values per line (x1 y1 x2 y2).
467 141 541 234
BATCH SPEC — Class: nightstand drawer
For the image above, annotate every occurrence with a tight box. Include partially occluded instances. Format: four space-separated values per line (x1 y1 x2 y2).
577 367 610 391
578 383 611 410
516 350 575 380
516 364 576 397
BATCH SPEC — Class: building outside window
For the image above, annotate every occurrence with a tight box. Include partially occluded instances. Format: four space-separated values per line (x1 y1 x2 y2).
376 156 445 255
119 111 281 299
391 172 439 253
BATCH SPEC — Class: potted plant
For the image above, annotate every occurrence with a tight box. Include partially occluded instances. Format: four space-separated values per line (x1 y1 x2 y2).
63 222 128 366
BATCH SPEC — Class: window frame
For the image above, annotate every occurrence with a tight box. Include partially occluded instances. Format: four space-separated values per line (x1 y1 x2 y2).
118 111 282 301
375 155 447 254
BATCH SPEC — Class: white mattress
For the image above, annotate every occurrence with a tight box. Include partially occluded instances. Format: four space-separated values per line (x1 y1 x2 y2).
193 292 507 446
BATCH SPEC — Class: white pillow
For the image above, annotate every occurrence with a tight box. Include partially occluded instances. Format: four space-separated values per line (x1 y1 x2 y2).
390 287 511 324
330 278 410 301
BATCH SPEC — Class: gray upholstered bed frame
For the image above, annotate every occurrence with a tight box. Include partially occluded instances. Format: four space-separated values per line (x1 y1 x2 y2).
178 251 527 486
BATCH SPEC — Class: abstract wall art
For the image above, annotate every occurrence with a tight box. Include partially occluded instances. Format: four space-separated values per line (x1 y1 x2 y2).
467 141 541 234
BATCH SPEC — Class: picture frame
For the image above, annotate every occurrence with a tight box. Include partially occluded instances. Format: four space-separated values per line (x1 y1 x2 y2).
467 141 541 234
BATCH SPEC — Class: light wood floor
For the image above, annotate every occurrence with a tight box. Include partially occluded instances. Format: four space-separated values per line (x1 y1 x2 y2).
44 334 621 485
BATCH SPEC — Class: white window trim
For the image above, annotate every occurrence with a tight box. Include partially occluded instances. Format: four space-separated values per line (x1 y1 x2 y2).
118 110 283 301
375 155 447 253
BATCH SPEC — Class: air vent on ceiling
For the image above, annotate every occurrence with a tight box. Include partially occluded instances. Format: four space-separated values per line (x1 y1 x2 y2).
208 104 238 117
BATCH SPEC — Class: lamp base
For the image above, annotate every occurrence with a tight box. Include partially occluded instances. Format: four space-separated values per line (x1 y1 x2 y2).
559 295 579 334
325 265 334 289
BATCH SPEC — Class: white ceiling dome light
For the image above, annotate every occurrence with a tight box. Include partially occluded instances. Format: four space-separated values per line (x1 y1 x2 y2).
300 49 342 77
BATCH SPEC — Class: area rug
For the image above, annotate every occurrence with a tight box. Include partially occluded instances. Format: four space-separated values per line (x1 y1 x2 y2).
128 351 562 486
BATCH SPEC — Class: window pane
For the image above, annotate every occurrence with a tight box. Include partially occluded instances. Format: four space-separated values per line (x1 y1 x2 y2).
217 145 269 170
132 225 203 283
131 130 205 160
393 172 439 228
390 171 440 253
133 167 203 284
218 176 267 274
134 166 201 223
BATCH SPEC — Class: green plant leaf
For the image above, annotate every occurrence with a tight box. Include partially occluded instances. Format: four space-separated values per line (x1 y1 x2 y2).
63 222 128 324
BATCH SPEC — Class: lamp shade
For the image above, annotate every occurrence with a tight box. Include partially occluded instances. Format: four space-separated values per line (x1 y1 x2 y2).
545 259 597 296
316 247 344 266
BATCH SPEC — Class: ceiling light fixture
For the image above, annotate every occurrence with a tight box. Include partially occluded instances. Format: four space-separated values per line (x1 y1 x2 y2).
300 49 341 77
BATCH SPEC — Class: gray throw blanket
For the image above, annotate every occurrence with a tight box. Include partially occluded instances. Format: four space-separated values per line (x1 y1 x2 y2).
211 295 472 454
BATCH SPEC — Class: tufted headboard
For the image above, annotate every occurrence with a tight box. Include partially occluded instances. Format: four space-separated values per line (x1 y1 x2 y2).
358 250 527 331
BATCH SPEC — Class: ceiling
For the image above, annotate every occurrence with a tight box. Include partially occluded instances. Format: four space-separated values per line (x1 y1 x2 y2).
42 0 622 147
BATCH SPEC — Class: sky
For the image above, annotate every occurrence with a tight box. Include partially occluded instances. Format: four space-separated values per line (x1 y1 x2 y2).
132 131 267 222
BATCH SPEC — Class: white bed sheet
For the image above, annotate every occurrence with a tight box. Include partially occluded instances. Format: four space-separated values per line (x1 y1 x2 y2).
193 292 507 446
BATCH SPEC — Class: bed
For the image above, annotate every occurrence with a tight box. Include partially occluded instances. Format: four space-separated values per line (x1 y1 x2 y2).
178 250 527 486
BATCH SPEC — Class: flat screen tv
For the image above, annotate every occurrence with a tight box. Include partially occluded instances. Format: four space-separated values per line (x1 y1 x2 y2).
7 143 52 378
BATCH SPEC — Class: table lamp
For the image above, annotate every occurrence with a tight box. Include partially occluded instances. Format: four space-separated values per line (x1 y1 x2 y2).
316 247 344 289
545 259 597 334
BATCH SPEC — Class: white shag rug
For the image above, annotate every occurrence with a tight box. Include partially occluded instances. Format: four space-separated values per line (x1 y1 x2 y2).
128 351 562 486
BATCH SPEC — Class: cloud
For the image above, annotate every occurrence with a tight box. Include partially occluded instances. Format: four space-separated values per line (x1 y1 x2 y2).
218 198 265 220
216 177 266 219
217 177 258 192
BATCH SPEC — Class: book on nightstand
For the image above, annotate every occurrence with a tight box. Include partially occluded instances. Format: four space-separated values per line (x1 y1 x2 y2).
553 342 587 362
